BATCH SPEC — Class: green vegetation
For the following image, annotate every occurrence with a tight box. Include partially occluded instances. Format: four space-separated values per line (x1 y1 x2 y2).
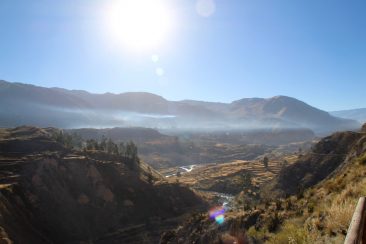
52 130 141 170
52 130 82 149
86 139 140 170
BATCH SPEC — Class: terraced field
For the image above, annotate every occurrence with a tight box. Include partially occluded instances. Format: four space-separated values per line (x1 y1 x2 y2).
160 156 298 194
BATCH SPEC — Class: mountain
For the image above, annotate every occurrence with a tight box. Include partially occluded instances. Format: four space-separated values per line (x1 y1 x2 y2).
330 108 366 123
0 80 359 134
230 96 358 133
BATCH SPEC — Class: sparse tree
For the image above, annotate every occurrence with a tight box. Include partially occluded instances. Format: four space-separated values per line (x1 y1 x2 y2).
124 141 140 170
106 138 114 154
118 142 126 156
112 143 119 155
86 139 98 150
70 132 82 149
100 136 107 151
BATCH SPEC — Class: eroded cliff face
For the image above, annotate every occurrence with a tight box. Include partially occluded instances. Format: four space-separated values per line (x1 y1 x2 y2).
0 127 204 243
271 125 366 197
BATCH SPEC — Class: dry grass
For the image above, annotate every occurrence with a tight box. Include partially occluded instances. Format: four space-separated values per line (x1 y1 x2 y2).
323 176 366 234
267 152 366 243
325 198 355 233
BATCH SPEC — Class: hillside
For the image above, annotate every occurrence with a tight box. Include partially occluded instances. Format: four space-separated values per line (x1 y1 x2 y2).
0 126 205 243
271 130 362 196
160 124 366 244
0 80 359 133
259 123 366 243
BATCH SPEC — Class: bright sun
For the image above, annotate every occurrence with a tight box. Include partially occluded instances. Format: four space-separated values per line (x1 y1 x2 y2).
105 0 173 51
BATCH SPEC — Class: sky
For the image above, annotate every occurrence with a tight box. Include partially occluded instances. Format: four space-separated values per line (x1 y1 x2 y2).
0 0 365 111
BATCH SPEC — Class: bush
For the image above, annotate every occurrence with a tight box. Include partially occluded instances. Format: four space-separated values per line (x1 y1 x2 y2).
307 202 315 213
246 226 267 242
267 222 309 244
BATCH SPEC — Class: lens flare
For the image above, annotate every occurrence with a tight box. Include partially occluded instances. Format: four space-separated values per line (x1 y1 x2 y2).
196 0 216 17
151 54 160 63
156 67 165 76
209 206 225 225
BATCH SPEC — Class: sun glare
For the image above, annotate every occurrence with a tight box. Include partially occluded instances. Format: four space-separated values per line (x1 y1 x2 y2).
105 0 173 51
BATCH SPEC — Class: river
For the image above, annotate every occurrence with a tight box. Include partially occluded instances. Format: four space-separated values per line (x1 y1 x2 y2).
164 164 197 178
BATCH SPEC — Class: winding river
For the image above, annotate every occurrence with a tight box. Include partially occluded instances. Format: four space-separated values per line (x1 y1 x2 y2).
164 164 236 209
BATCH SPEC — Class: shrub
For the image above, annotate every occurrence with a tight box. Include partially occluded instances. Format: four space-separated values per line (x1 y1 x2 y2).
246 226 266 242
267 222 309 244
307 202 315 213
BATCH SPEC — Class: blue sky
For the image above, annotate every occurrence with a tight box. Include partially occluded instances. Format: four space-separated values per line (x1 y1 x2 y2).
0 0 365 111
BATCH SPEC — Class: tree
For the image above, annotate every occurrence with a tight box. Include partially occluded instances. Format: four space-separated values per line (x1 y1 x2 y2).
112 143 119 155
263 156 269 169
125 141 140 170
106 138 114 154
86 139 98 150
100 136 107 151
126 141 138 161
70 132 82 149
118 142 126 156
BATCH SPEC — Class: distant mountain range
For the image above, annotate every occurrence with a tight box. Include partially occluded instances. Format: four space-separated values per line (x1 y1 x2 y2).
0 80 360 134
330 108 366 123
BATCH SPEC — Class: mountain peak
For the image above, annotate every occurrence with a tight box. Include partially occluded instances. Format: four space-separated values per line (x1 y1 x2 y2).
269 95 300 101
231 97 265 105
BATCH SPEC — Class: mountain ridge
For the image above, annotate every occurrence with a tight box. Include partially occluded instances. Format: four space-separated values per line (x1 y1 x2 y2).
330 108 366 123
0 80 360 134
